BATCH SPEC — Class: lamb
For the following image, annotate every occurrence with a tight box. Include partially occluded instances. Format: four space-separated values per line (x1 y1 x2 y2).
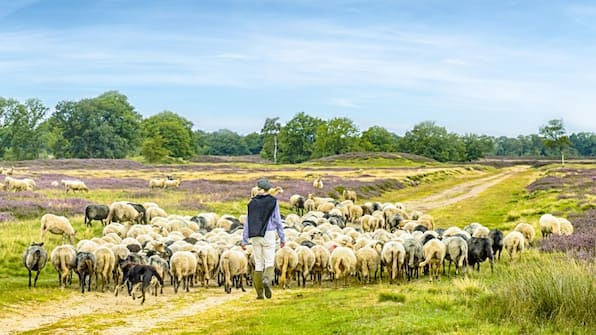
219 248 248 294
275 246 299 289
381 241 406 284
93 246 116 292
61 179 88 193
311 245 330 286
149 178 166 189
73 251 95 293
355 246 380 284
402 237 423 281
503 231 525 262
514 222 536 247
329 246 357 287
467 237 494 273
290 194 306 216
22 242 48 287
488 229 504 260
169 251 198 293
105 201 142 225
558 217 574 235
442 236 468 276
343 189 357 203
539 214 561 238
418 238 446 282
40 213 75 245
50 244 77 288
84 204 110 226
295 245 315 287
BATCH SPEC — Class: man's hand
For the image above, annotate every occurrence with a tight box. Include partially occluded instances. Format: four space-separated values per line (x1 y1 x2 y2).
280 242 285 249
240 243 246 250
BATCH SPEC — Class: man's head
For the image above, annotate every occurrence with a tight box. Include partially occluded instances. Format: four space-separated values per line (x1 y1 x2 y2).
257 178 272 191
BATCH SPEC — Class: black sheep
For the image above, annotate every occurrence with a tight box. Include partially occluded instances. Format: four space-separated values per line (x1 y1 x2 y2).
467 237 494 273
73 252 95 293
488 229 504 261
84 204 110 226
22 242 48 288
127 202 147 225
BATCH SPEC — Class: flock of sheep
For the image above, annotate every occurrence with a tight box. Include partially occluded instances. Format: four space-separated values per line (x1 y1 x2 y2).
22 180 575 305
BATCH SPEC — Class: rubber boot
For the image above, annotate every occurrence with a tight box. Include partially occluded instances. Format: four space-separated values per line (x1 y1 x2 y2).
263 266 274 299
253 271 264 300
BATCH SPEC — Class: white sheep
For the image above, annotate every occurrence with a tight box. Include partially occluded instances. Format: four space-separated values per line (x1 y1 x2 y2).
472 226 490 239
514 223 536 246
503 231 525 262
194 243 220 288
93 246 115 292
61 179 88 193
355 245 380 284
419 238 446 282
343 189 357 203
106 201 142 225
169 251 198 293
5 176 33 192
275 246 299 289
219 248 248 294
558 217 574 235
163 178 181 189
146 206 168 222
442 236 468 276
313 177 324 190
329 246 357 288
149 178 165 189
539 214 561 238
311 245 330 285
295 245 315 288
40 213 75 245
50 244 77 287
381 241 406 284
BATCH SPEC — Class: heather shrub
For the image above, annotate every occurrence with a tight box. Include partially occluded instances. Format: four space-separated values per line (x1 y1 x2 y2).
539 209 596 261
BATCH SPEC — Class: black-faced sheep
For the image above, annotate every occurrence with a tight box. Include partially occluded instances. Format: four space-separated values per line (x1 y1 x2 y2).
22 242 48 287
40 213 75 245
50 244 76 288
467 237 494 273
84 204 110 226
73 251 96 293
290 194 306 216
503 231 525 262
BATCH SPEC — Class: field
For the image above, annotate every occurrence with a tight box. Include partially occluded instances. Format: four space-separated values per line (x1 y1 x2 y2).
0 154 594 335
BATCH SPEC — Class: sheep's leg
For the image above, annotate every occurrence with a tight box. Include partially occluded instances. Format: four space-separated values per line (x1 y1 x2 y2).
28 270 32 288
34 270 41 287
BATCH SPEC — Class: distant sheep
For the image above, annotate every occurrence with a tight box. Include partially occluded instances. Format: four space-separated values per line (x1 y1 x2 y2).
50 244 77 288
558 217 574 235
503 231 525 262
61 179 88 193
4 176 33 192
163 178 181 189
343 189 357 203
290 194 306 216
313 177 324 191
22 242 48 287
539 214 561 238
40 213 75 245
149 178 166 189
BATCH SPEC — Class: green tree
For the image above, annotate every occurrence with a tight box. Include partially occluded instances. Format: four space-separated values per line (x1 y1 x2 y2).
244 132 263 155
140 135 171 163
260 117 281 163
462 134 493 161
48 91 142 158
141 111 196 160
278 112 322 163
312 117 360 158
539 119 570 165
569 132 596 156
0 98 48 160
398 121 456 162
205 129 249 155
360 125 399 152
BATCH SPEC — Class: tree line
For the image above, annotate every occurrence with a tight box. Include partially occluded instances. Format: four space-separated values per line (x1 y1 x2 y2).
0 91 594 163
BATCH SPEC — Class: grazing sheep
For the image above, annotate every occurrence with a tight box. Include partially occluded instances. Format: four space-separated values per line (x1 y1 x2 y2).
61 179 88 193
146 206 168 222
220 249 248 294
347 204 364 223
329 246 357 288
503 231 525 262
403 238 423 281
313 177 324 191
514 223 536 247
382 241 406 284
93 246 116 292
472 226 490 239
539 214 561 238
488 229 504 261
84 204 110 226
40 213 75 245
343 189 357 203
194 244 220 288
106 201 142 225
304 199 316 213
311 245 330 286
355 246 380 284
50 244 77 288
149 178 166 189
290 194 306 216
419 238 446 282
295 245 315 287
467 237 494 273
418 214 435 231
148 255 170 294
558 217 574 235
5 176 33 192
103 222 128 238
169 251 198 293
442 236 468 276
22 242 48 287
274 246 299 289
163 178 181 189
73 252 95 293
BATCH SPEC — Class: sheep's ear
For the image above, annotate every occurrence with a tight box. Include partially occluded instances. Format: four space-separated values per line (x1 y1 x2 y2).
39 242 44 247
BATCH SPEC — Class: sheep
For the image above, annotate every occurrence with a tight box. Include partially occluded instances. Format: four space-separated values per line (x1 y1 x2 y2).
488 229 504 260
343 189 357 203
4 176 33 192
418 214 435 230
274 246 299 289
61 179 88 193
503 231 525 262
163 178 181 189
22 242 48 287
194 243 220 288
355 246 380 284
106 201 142 225
464 222 483 236
103 222 128 238
73 251 96 293
169 251 197 293
313 177 324 191
127 202 148 225
290 194 306 216
149 178 166 189
558 217 574 235
219 249 248 294
329 246 357 288
40 213 75 245
84 204 110 226
295 245 315 287
403 238 423 281
148 255 170 294
514 223 536 247
93 246 116 292
50 244 77 288
467 237 494 273
347 204 364 223
382 241 406 284
419 238 446 282
442 236 468 276
311 245 330 286
539 214 561 238
304 199 316 213
472 226 490 239
146 206 168 222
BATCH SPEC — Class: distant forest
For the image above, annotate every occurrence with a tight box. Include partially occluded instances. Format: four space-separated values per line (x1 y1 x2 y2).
1 91 594 163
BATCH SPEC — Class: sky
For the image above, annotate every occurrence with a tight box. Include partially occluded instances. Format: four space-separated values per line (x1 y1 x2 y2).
1 0 595 137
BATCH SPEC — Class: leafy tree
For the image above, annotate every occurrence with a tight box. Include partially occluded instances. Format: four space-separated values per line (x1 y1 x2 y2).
569 132 596 156
260 117 281 163
140 135 171 163
141 111 195 160
539 119 570 165
398 121 456 162
194 129 209 155
312 117 360 158
462 134 493 161
360 126 399 152
205 129 249 155
244 132 263 155
278 112 322 163
0 98 48 160
48 91 142 158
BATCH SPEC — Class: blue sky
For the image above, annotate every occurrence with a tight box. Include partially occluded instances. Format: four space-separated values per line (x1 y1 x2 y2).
1 0 595 136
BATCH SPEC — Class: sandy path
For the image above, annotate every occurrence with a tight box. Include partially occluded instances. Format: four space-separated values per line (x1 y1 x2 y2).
404 166 527 212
